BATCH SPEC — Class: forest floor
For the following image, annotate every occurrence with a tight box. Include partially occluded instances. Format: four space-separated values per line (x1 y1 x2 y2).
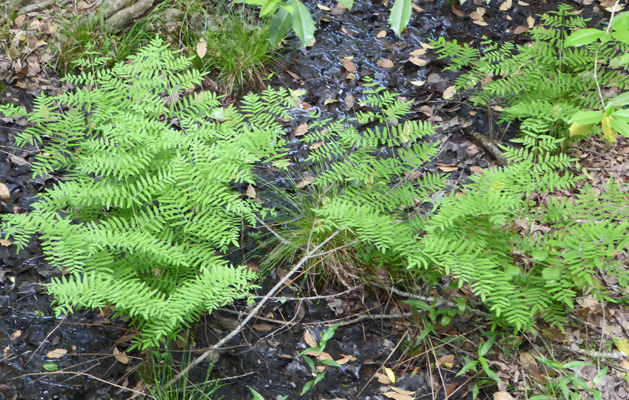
1 0 629 399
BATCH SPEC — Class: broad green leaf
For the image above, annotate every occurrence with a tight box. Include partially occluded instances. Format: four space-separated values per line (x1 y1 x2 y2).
611 12 629 30
610 53 629 67
478 333 497 357
249 387 265 400
313 372 326 385
563 360 588 369
608 92 629 107
401 299 431 311
320 323 340 342
456 358 478 376
290 0 315 46
602 114 618 143
338 0 353 10
612 30 629 44
320 359 342 367
455 297 466 312
268 8 292 46
593 366 609 385
542 267 561 281
303 355 316 372
504 264 521 278
43 362 58 372
612 109 629 121
610 117 629 138
298 347 319 357
389 0 412 37
569 122 593 137
260 0 280 18
301 379 315 395
531 250 549 262
569 110 603 125
565 29 606 47
478 357 501 382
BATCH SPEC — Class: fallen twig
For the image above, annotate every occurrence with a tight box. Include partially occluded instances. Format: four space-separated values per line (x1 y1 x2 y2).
466 130 509 166
163 230 341 389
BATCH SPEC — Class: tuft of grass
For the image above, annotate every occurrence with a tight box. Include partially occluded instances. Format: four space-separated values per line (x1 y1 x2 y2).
56 11 153 74
190 6 281 95
141 344 220 400
252 174 410 290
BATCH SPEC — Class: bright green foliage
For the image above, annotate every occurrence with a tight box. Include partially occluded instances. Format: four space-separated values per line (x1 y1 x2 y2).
256 78 443 284
308 126 628 330
430 5 629 141
419 141 629 330
1 37 293 349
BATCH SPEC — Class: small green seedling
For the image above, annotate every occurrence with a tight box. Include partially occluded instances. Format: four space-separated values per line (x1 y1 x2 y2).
298 323 342 395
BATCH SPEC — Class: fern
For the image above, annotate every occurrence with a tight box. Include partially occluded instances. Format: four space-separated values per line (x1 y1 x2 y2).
430 4 629 142
1 37 292 349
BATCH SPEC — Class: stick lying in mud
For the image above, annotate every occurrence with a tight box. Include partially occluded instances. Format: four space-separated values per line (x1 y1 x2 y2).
164 230 342 389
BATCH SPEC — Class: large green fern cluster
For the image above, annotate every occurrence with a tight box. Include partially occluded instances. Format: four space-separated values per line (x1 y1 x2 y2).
430 4 629 139
308 127 629 330
1 37 293 349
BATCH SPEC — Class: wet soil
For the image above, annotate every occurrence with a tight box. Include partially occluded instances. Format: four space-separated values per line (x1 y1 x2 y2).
0 1 623 399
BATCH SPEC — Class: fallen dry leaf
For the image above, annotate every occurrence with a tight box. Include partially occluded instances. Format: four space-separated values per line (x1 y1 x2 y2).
514 25 530 34
410 80 425 86
442 85 456 99
324 98 338 105
0 183 10 202
304 329 318 348
499 0 512 11
246 184 256 199
0 239 11 246
408 57 427 66
252 323 274 332
10 330 21 341
383 388 415 400
452 7 466 18
527 16 535 28
377 30 387 38
286 70 302 80
196 39 207 59
317 3 331 11
437 354 455 368
296 175 316 188
294 123 309 136
385 367 396 383
341 59 357 72
379 58 394 68
437 163 458 172
113 346 130 364
46 348 68 358
331 2 347 15
336 354 357 364
310 141 324 150
409 48 426 56
494 392 515 400
345 95 355 110
376 371 392 384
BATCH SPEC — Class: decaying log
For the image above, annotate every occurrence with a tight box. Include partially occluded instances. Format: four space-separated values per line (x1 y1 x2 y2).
106 0 154 32
101 0 134 18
